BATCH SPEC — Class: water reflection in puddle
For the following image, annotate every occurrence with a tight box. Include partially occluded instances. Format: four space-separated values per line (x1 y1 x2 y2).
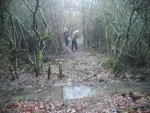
11 80 150 101
25 85 96 100
64 85 94 100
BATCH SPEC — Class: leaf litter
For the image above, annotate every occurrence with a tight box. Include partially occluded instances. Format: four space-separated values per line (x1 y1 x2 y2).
0 47 150 113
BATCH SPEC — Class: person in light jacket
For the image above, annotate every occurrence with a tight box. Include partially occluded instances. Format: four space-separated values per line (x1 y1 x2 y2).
71 30 79 51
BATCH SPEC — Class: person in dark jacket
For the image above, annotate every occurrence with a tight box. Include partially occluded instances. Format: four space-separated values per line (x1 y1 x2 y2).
64 28 70 46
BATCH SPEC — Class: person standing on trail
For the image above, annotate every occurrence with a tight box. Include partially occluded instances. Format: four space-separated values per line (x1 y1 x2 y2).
63 28 70 46
71 30 79 51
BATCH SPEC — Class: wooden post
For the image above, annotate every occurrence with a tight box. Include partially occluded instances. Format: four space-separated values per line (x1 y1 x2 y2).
48 62 51 80
59 62 63 78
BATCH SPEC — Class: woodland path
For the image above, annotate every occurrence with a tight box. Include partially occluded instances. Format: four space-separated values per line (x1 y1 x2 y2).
49 45 110 86
0 45 110 94
0 46 150 113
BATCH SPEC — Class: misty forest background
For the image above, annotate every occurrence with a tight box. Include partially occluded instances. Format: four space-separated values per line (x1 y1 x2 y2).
0 0 150 80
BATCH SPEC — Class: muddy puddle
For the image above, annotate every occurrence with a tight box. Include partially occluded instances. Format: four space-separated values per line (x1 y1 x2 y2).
2 80 149 101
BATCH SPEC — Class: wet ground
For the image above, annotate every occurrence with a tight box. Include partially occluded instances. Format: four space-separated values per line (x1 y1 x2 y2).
1 79 150 101
0 42 150 112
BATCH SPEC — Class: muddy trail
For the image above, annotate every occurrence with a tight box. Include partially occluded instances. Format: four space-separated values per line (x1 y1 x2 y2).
0 46 150 113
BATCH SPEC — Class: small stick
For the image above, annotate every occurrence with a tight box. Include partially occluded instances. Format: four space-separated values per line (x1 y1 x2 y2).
48 62 51 80
59 62 63 78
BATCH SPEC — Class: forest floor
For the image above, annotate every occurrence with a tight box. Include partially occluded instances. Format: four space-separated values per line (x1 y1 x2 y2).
0 46 150 113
